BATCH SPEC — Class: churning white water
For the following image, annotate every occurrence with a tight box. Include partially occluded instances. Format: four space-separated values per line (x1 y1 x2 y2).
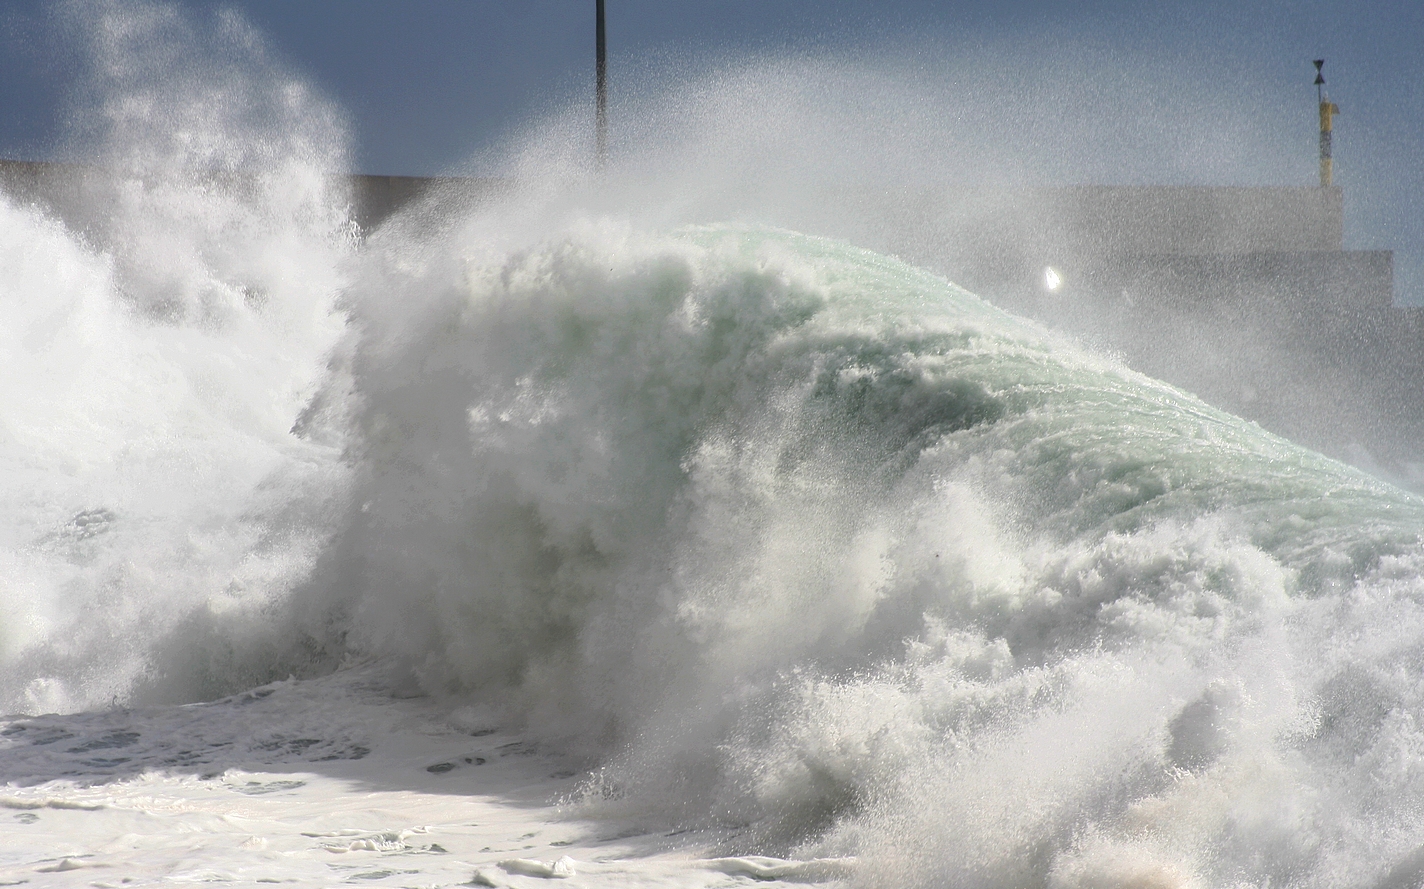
5 3 1424 888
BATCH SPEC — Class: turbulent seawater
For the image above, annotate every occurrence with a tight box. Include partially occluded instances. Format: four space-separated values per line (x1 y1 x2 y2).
8 4 1424 888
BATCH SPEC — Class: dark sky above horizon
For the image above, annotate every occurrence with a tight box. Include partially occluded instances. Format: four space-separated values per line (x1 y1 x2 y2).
2 0 1421 299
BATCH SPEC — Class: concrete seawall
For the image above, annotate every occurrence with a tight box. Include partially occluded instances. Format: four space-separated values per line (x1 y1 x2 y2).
868 183 1410 461
0 158 507 231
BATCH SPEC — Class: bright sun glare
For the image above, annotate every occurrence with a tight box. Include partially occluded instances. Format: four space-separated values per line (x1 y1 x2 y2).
1044 266 1063 292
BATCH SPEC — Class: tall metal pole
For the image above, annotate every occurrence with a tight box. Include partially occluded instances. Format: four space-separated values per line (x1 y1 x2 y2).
596 0 607 171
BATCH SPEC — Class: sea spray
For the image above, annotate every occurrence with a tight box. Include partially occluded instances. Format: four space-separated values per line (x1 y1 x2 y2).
319 216 1424 886
8 123 1424 889
0 0 353 713
5 4 1424 885
10 164 1424 889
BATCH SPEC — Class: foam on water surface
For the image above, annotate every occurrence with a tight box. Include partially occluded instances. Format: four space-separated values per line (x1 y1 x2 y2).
0 668 773 887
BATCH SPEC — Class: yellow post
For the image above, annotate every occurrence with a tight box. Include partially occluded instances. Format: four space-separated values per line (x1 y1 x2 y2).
1319 97 1339 187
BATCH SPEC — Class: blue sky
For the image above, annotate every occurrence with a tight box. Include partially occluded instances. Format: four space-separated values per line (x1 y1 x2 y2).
1 1 1421 298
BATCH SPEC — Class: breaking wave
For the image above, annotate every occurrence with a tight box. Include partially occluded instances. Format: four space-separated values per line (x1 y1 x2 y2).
6 3 1424 886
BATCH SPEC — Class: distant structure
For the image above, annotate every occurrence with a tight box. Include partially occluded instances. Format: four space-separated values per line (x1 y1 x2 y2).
780 60 1418 467
1316 60 1339 188
859 63 1414 464
888 183 1409 463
